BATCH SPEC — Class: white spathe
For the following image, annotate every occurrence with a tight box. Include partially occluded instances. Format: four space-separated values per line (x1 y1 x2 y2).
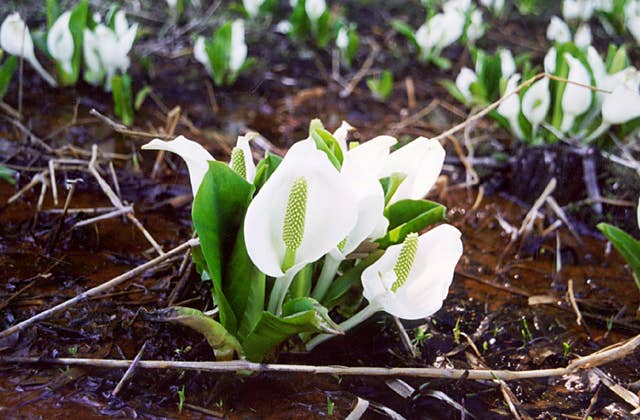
497 73 524 140
141 135 215 196
383 137 445 204
47 11 74 75
560 54 593 132
522 77 551 134
544 47 557 74
244 140 358 278
305 0 326 22
547 16 571 43
563 0 594 20
230 133 258 182
466 9 485 43
244 0 265 17
574 23 592 48
500 49 516 79
455 67 477 102
336 27 348 50
602 68 640 125
361 224 463 320
230 20 247 72
0 13 57 87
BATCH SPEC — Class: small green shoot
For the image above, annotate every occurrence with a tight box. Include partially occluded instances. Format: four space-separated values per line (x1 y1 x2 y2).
411 325 432 346
366 70 393 101
68 345 78 356
453 317 461 344
177 385 186 413
0 164 16 185
562 342 571 357
482 341 488 352
520 318 533 347
326 397 335 416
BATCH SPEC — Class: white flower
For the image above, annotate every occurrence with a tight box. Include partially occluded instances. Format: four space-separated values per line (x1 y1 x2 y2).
574 23 592 48
500 49 516 78
601 68 640 125
455 67 477 102
336 27 348 50
228 133 257 182
497 74 524 139
415 11 465 59
229 20 247 72
84 13 137 90
346 134 397 176
305 0 326 22
141 135 215 196
466 9 485 43
547 16 571 43
560 53 593 132
0 13 57 87
244 0 265 17
275 20 292 34
244 140 358 279
522 77 550 133
480 0 505 14
166 0 178 8
383 137 445 204
544 47 557 73
193 36 211 73
594 0 613 12
563 0 594 20
47 11 74 75
626 2 640 44
361 225 463 319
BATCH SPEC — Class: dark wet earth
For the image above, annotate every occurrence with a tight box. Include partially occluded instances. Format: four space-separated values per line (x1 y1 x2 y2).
1 15 640 419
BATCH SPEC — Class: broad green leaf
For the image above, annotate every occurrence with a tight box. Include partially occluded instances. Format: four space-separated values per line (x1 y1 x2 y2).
322 250 383 309
0 56 17 100
607 44 628 74
192 161 254 334
597 223 640 290
242 308 342 362
315 11 331 48
225 226 265 341
253 151 282 191
141 306 242 360
376 199 447 248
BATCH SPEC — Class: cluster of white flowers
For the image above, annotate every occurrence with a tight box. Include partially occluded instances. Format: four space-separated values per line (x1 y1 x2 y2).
84 11 138 90
194 19 248 85
414 0 485 62
142 125 463 324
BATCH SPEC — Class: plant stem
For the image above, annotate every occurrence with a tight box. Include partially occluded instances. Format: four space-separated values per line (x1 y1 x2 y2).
306 304 379 351
267 270 296 315
311 254 342 302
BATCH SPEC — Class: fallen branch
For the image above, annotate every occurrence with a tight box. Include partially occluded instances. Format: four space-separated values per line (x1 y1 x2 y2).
3 332 640 381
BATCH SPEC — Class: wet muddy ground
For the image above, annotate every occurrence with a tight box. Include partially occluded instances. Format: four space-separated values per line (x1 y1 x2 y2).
2 2 640 418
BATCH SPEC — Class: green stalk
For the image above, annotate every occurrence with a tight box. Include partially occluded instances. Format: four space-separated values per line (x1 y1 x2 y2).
311 253 342 302
305 303 379 351
267 270 296 315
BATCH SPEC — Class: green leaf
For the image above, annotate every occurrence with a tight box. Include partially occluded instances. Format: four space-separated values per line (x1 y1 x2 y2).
309 120 343 170
206 22 232 86
380 172 407 205
0 163 16 185
192 161 255 334
253 151 282 191
314 11 332 48
391 20 418 48
46 0 60 29
225 226 265 341
141 306 243 360
431 55 452 70
242 308 342 362
440 79 469 106
607 44 628 74
289 264 313 300
322 251 383 309
0 55 17 100
110 73 134 126
597 223 640 290
376 199 447 248
134 85 152 110
367 70 393 101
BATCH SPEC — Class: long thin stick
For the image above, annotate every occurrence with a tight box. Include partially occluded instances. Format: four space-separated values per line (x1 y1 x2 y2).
0 238 199 339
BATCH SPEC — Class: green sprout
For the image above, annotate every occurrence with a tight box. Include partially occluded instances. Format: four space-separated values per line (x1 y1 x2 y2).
326 397 335 416
177 385 186 413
